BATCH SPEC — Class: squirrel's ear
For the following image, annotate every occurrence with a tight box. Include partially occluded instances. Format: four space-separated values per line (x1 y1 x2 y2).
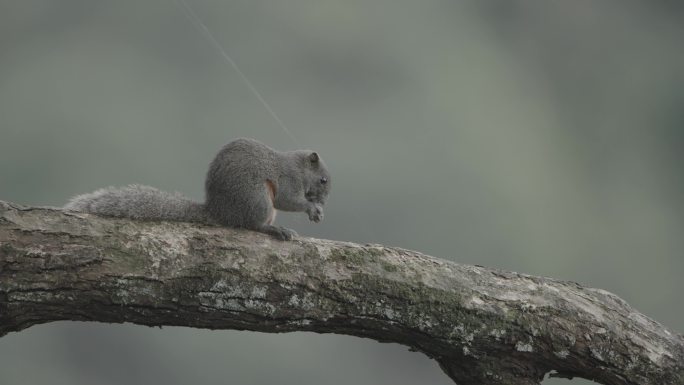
309 152 319 163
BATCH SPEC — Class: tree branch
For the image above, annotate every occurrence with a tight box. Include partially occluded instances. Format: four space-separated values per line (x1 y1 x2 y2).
0 201 682 384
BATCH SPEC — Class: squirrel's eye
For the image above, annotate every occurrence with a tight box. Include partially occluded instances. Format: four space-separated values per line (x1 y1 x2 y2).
320 177 328 185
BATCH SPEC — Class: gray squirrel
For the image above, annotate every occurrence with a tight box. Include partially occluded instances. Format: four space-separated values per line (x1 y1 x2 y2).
64 138 330 240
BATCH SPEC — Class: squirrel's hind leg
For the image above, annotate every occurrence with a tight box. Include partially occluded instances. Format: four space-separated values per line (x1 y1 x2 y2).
243 181 297 241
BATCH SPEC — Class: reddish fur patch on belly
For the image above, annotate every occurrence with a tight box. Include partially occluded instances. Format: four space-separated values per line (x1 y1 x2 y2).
265 180 277 225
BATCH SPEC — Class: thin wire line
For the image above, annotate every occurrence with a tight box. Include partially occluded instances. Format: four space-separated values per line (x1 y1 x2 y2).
175 1 381 244
175 0 300 146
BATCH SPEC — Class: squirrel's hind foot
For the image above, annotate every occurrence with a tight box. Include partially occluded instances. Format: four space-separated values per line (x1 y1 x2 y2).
257 224 298 241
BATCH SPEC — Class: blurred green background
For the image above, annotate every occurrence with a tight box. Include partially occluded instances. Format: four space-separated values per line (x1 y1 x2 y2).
1 1 682 384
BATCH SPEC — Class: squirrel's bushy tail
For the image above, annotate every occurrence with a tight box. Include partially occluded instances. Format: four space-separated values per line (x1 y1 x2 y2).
64 184 209 223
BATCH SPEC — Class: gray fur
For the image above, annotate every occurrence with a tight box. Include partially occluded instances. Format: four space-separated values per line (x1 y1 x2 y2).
64 184 210 223
64 138 331 240
204 138 330 240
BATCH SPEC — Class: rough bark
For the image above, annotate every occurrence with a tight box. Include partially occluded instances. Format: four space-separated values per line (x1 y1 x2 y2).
0 201 682 384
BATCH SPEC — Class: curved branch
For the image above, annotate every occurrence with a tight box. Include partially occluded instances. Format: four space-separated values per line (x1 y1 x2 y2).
0 201 682 384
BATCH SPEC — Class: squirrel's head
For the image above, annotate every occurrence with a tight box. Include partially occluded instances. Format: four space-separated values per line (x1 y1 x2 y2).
302 151 330 205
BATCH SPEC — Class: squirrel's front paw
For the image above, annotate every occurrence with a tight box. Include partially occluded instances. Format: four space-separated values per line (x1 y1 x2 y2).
306 204 324 223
